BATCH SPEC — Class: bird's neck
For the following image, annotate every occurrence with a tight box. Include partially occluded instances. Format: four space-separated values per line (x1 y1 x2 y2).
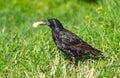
52 27 63 38
50 25 63 33
53 27 61 33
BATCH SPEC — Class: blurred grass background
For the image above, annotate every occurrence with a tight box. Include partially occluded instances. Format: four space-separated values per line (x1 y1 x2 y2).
0 0 120 78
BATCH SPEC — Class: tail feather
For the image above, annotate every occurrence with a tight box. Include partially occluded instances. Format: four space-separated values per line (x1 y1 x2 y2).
91 49 104 58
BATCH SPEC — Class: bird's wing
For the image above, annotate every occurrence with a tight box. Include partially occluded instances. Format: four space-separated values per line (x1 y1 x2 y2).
59 29 102 56
59 29 92 49
59 29 82 45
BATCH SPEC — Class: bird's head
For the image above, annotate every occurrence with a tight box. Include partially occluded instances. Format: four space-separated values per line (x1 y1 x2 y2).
33 18 64 32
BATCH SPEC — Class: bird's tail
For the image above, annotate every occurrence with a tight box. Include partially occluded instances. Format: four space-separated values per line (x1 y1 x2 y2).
91 49 104 58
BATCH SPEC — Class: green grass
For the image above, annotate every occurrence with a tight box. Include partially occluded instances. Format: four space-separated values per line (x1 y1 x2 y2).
0 0 120 78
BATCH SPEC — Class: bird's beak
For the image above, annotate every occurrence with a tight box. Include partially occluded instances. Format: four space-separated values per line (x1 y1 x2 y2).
33 20 48 28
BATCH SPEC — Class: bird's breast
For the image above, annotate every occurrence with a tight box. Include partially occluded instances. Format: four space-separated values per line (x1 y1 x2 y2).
52 31 64 48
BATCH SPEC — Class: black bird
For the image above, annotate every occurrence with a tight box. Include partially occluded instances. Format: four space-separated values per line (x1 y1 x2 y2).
33 18 103 64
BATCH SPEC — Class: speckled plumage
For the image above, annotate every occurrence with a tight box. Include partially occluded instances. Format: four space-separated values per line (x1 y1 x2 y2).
33 18 104 64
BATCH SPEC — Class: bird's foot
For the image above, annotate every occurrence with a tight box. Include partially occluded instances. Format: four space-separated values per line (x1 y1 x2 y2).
71 56 76 65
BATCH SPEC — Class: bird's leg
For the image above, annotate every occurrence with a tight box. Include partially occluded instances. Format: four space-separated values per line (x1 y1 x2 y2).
71 56 76 64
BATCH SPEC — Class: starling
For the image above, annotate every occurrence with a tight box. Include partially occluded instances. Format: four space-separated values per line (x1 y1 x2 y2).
33 18 103 64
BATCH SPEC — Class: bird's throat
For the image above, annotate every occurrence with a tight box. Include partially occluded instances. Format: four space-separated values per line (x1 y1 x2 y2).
53 27 61 33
